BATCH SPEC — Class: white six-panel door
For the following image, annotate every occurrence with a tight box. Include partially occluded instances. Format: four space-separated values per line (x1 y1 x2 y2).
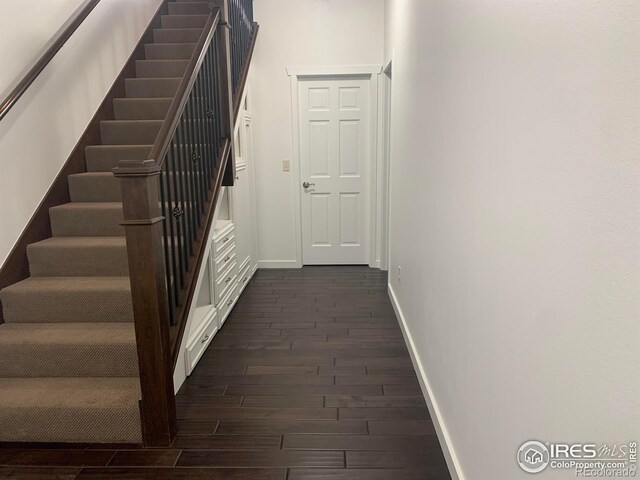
299 77 371 264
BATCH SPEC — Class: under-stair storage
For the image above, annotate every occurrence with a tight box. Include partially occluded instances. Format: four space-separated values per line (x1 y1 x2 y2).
180 92 258 377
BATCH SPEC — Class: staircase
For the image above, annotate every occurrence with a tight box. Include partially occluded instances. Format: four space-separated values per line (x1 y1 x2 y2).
0 2 223 444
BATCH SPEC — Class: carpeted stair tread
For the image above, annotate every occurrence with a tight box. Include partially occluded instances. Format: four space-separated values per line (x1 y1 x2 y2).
85 145 152 172
113 97 173 120
153 28 203 44
68 172 121 202
27 237 128 277
0 276 133 324
135 59 189 79
100 119 163 145
0 377 142 443
168 2 212 15
161 14 209 29
145 42 197 60
49 202 124 237
0 323 138 377
125 77 182 97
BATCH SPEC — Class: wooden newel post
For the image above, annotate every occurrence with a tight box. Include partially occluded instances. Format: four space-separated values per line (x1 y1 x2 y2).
113 159 177 447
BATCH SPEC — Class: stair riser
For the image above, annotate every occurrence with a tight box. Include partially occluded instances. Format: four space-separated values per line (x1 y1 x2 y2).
100 121 162 145
69 173 122 202
154 28 203 44
0 345 138 378
145 42 196 60
168 2 211 15
0 286 134 324
0 408 142 443
114 99 172 120
27 243 129 277
50 205 124 237
85 146 152 172
135 60 189 79
125 78 181 98
161 14 209 28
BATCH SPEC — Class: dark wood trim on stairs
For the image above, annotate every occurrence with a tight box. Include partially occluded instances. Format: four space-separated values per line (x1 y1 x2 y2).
0 0 169 324
217 0 236 188
113 159 178 448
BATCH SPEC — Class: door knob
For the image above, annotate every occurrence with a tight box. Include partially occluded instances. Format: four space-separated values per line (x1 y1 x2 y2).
302 181 315 189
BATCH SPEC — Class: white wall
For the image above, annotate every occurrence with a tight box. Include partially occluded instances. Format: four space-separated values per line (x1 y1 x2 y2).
384 1 640 479
250 0 384 267
0 0 162 268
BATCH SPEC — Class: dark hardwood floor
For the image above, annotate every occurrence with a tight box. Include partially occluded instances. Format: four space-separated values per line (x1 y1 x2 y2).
0 267 452 479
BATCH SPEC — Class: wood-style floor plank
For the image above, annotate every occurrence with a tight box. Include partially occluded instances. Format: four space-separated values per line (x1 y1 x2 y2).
176 450 344 468
0 449 115 467
215 420 368 435
107 450 180 467
0 467 80 480
76 468 287 479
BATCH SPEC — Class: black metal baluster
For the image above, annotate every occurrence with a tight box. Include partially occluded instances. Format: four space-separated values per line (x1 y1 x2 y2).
191 73 204 220
183 98 197 254
212 37 221 158
196 64 210 196
162 153 181 303
168 138 186 290
203 49 216 187
176 119 194 255
214 34 223 156
158 169 175 325
190 71 205 218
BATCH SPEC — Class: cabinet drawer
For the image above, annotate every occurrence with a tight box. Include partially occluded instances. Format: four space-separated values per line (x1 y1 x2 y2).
185 309 218 374
214 260 237 304
213 228 235 257
237 260 252 295
218 286 237 327
214 243 236 276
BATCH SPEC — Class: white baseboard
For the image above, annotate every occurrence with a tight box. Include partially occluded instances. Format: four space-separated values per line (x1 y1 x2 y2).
258 260 302 269
388 284 466 480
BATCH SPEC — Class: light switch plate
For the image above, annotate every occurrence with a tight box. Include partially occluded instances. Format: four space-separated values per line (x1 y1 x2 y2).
283 160 290 172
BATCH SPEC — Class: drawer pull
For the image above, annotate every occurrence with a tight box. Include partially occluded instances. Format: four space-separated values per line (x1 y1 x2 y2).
223 237 229 243
227 299 233 307
201 334 210 344
224 256 231 262
243 276 248 283
225 277 232 283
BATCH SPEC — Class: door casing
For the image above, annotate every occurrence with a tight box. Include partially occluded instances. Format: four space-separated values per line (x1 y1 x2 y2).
287 65 382 268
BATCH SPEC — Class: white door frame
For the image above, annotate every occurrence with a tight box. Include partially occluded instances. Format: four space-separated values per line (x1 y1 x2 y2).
380 61 392 271
287 65 382 268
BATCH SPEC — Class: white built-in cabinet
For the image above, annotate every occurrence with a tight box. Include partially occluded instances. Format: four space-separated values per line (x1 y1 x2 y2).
183 94 258 376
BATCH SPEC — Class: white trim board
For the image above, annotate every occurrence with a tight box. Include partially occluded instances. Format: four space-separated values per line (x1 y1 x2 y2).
286 65 382 77
388 284 467 480
258 259 301 269
288 64 383 268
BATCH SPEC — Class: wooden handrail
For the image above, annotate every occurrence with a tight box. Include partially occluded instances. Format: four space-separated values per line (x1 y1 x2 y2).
0 0 100 122
148 9 221 166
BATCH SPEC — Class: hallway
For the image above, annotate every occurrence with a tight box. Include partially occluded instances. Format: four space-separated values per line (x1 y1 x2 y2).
0 267 451 479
